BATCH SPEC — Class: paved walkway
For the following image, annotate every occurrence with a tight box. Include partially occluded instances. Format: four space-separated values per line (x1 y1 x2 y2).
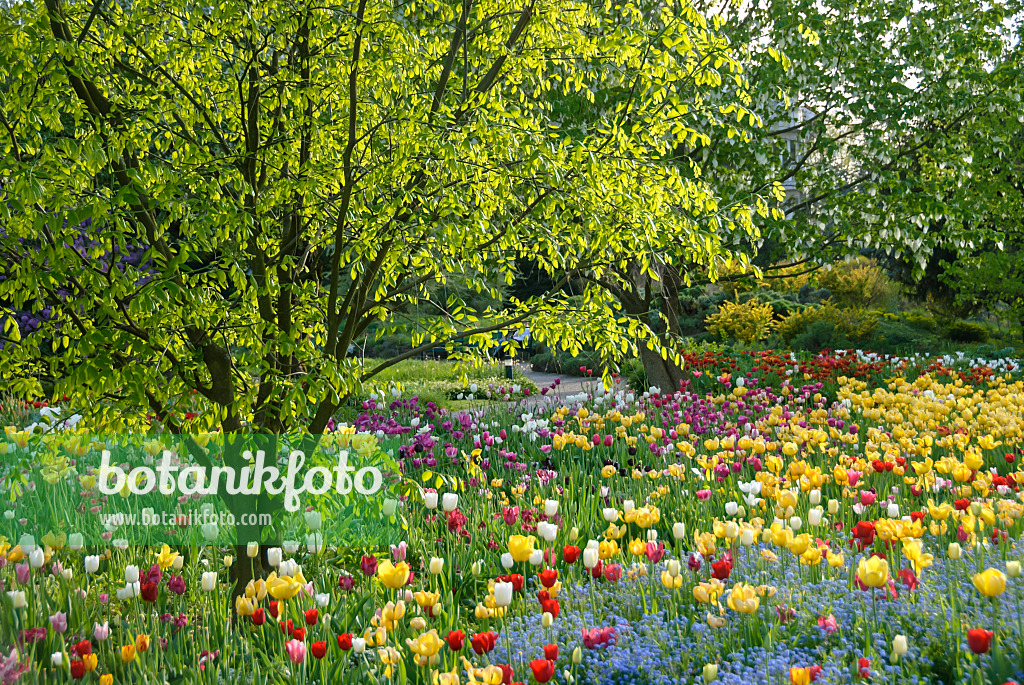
516 364 607 408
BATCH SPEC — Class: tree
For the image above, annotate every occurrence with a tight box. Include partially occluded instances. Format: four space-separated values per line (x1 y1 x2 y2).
0 0 760 594
609 0 1023 387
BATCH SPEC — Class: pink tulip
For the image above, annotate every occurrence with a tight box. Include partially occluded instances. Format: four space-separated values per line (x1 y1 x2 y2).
286 639 306 664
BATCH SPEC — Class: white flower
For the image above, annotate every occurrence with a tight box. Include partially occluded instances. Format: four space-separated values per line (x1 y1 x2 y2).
124 565 140 584
494 581 513 607
442 493 459 512
84 556 100 574
201 571 218 592
304 511 322 530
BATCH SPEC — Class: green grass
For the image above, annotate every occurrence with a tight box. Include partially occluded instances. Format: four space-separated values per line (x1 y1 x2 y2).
361 358 537 409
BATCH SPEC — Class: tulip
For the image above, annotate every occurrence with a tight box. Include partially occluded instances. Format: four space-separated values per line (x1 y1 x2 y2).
382 498 399 516
703 664 718 681
429 557 444 575
856 556 889 588
50 612 68 633
201 571 218 592
94 622 109 641
376 560 411 589
424 491 438 509
84 555 100 574
544 499 559 517
51 652 63 667
500 553 514 569
120 645 136 663
246 542 259 558
972 568 1007 597
583 548 599 569
1007 561 1021 578
267 547 283 567
285 639 306 664
508 535 536 563
494 581 513 607
948 543 962 560
352 637 366 654
673 522 686 540
967 628 992 654
441 493 458 512
892 635 908 656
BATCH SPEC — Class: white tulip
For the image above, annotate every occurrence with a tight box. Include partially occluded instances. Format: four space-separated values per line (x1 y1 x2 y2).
622 500 635 514
442 493 459 512
500 553 514 569
282 540 300 555
267 548 283 567
602 508 618 523
247 542 260 558
424 492 438 510
29 549 44 568
84 555 100 574
124 565 140 584
201 571 218 592
672 522 686 540
382 499 399 516
529 549 544 566
544 499 559 517
51 652 63 667
7 591 26 608
68 533 84 551
494 581 513 607
583 548 599 569
304 511 323 531
429 557 444 575
353 638 366 654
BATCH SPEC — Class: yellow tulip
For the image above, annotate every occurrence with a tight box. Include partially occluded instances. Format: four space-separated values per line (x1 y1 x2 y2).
377 560 411 590
972 568 1007 597
725 583 760 614
121 645 136 663
154 544 180 570
507 535 536 563
857 556 889 588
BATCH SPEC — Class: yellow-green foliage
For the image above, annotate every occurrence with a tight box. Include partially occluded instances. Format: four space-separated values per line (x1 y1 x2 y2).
756 262 814 293
714 260 757 296
816 257 894 309
777 301 878 343
706 298 775 343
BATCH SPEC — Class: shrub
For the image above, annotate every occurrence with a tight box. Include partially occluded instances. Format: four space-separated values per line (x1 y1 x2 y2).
944 321 990 343
790 320 849 353
777 301 877 344
705 298 775 344
739 289 805 317
904 313 938 331
816 257 896 309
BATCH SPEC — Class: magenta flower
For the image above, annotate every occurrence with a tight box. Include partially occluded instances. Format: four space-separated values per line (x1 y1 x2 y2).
167 575 186 595
14 564 29 585
49 612 67 634
285 639 306 664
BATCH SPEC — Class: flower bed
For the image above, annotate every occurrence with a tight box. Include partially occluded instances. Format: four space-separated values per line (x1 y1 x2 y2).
1 356 1023 684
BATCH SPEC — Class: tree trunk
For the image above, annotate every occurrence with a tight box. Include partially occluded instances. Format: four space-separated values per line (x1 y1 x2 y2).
639 345 685 393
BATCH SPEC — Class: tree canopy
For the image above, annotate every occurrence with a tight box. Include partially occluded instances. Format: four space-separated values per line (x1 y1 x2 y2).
0 0 769 430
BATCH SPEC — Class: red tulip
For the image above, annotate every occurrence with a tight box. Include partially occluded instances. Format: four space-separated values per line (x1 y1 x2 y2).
360 555 378 575
70 660 86 680
498 664 514 684
857 657 870 678
529 659 555 683
446 630 465 651
562 545 581 564
292 627 305 642
311 641 327 659
543 644 558 661
711 556 732 580
471 631 497 655
540 598 560 618
269 601 280 619
140 581 158 603
538 569 558 588
337 633 353 650
74 641 92 656
251 608 266 626
304 608 319 626
602 564 623 582
967 629 993 654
